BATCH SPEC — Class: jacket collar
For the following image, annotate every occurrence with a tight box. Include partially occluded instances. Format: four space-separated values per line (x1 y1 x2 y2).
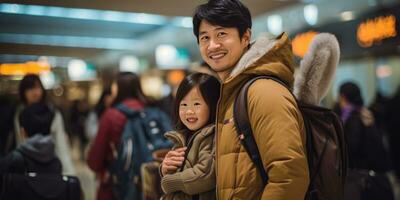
223 32 295 89
164 124 215 148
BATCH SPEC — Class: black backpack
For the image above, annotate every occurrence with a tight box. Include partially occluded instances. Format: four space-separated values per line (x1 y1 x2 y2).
109 104 172 200
0 151 82 200
233 75 347 200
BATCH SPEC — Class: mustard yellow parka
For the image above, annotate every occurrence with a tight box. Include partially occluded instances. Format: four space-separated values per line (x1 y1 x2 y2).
215 33 309 200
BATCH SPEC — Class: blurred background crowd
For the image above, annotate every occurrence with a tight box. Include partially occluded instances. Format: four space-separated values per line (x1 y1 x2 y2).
0 0 399 199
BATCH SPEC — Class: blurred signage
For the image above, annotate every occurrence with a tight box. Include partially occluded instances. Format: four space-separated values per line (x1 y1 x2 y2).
167 70 185 86
0 61 50 75
291 4 400 59
292 31 319 58
357 15 397 47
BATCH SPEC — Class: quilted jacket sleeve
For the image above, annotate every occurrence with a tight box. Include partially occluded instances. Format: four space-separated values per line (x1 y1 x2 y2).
248 79 309 200
161 132 215 195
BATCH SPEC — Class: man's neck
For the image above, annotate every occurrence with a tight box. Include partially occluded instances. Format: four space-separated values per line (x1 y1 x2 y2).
217 70 231 82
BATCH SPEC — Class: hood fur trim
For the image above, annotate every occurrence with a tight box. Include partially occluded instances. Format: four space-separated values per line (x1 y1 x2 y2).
293 33 340 105
230 33 277 78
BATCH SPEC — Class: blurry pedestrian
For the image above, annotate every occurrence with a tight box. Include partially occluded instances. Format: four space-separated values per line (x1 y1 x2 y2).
0 94 16 156
15 74 75 175
1 102 61 174
85 87 114 141
337 82 393 200
87 72 150 200
385 87 400 180
69 99 89 161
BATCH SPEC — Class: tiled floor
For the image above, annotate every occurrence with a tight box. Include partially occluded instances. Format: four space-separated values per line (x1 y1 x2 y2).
71 139 97 200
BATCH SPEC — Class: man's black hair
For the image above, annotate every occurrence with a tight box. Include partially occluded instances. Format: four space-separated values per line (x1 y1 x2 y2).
193 0 252 42
19 102 54 137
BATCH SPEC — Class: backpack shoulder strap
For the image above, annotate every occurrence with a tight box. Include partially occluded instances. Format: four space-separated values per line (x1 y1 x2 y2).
233 75 290 186
114 103 140 118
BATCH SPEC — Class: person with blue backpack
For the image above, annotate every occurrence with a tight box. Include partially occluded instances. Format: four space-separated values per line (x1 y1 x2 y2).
87 72 172 200
160 73 220 200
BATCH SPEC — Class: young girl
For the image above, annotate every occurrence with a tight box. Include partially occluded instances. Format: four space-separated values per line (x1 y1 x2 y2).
160 73 220 200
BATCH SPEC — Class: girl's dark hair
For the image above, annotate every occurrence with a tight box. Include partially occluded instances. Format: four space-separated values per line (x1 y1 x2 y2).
112 72 149 105
173 73 221 133
193 0 252 42
19 74 46 105
339 82 364 106
94 87 112 117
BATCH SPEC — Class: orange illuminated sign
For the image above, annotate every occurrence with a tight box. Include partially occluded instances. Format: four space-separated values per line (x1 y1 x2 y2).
357 15 397 47
0 61 51 75
292 31 318 58
167 70 185 86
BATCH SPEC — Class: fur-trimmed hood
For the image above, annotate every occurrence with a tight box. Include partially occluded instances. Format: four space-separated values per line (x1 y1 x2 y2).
294 33 340 105
224 32 295 89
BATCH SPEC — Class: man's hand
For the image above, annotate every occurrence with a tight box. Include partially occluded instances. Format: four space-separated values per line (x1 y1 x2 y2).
161 147 186 176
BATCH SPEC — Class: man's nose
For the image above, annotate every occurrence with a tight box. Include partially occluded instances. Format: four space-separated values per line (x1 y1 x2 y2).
208 38 221 50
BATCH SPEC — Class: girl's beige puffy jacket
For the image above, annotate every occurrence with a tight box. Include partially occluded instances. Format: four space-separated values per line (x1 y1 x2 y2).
161 124 216 200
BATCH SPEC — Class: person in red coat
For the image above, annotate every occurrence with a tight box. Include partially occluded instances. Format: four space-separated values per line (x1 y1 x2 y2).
87 72 149 200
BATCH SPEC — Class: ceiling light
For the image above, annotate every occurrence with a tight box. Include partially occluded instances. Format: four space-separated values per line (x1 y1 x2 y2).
119 56 140 73
340 11 355 21
0 33 143 50
0 3 169 26
304 4 318 26
267 15 283 35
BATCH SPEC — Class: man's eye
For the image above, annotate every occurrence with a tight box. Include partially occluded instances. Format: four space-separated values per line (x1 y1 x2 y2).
200 36 209 41
217 32 226 37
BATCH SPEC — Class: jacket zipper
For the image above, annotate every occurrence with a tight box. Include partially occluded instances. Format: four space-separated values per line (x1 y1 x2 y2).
215 84 224 199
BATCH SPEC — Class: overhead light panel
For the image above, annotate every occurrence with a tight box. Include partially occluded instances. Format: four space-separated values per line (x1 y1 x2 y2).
340 11 355 21
0 33 143 50
267 15 283 36
304 4 318 26
119 56 140 73
171 17 193 28
0 3 176 26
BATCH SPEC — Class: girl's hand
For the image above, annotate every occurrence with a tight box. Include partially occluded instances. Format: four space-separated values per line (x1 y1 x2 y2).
161 147 187 176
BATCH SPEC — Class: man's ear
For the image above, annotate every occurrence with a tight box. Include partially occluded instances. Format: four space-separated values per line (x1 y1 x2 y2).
242 28 252 45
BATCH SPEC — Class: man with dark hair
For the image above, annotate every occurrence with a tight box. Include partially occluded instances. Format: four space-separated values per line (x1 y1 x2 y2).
0 102 61 174
162 0 309 199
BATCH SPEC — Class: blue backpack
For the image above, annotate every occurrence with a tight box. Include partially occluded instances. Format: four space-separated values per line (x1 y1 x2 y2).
109 104 172 200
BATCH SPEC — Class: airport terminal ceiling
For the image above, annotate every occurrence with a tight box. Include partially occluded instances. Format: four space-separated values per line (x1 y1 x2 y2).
0 0 298 68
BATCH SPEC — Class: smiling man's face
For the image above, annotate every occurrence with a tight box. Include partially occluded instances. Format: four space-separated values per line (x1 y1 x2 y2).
198 20 250 81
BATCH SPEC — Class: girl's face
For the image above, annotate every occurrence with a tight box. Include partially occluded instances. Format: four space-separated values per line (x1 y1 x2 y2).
179 86 210 131
25 84 43 105
111 82 118 98
104 94 114 108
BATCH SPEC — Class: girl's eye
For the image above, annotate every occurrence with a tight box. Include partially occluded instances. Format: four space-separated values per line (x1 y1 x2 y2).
194 102 201 106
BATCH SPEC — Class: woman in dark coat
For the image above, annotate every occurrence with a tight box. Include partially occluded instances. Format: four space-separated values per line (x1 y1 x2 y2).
338 82 393 200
